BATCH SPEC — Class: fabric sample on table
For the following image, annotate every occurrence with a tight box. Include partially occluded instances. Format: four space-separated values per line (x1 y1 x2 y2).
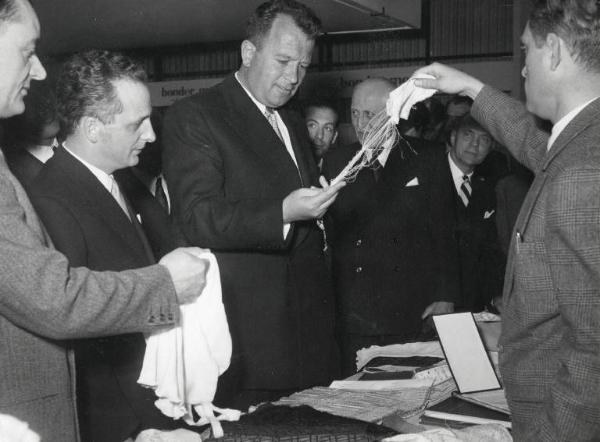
203 404 397 442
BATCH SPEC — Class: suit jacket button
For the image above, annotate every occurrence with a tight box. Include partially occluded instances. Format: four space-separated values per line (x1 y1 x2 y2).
355 239 362 247
355 266 363 273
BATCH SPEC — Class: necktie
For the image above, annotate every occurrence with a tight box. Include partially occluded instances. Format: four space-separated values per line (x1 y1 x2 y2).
109 175 131 221
264 108 283 142
459 174 472 207
154 176 169 213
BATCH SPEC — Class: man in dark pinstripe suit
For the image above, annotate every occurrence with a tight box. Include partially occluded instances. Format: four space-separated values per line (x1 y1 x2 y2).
415 1 600 440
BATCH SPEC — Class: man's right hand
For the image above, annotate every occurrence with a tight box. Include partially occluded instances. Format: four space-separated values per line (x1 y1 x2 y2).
159 247 210 305
412 63 485 99
282 176 346 223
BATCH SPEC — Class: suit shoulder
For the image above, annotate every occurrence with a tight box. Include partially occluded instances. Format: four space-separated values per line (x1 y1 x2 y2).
166 78 228 115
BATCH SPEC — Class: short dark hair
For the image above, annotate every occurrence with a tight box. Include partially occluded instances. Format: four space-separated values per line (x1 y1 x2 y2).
529 0 600 72
246 0 321 48
303 98 339 126
452 114 489 136
56 49 147 137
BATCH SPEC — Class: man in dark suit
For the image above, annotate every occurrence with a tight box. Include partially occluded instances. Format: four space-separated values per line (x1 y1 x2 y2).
323 78 460 375
0 2 210 440
444 114 504 312
2 80 59 188
415 0 600 439
162 0 345 409
29 50 186 441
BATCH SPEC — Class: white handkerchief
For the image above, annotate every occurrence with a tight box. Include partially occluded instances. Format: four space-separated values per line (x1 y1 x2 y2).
386 74 437 124
406 177 419 187
136 213 142 224
484 210 495 219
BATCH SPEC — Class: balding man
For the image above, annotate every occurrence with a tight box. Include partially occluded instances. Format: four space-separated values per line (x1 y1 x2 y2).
323 78 460 374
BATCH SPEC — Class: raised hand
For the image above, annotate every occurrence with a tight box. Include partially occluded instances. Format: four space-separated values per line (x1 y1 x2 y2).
412 63 485 99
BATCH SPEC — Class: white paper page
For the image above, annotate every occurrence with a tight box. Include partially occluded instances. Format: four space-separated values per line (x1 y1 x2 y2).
433 312 501 393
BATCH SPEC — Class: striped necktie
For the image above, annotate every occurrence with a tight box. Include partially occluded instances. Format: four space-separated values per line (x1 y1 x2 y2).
264 108 283 142
459 174 472 207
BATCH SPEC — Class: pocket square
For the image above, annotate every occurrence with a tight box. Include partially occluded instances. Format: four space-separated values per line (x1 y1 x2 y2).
484 210 495 219
136 213 142 223
405 177 419 187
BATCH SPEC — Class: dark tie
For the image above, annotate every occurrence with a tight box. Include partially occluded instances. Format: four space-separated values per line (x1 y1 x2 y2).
154 176 169 213
459 175 472 206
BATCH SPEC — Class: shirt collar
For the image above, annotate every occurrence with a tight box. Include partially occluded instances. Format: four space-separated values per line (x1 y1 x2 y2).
63 142 115 192
548 97 599 151
234 71 270 114
448 152 473 184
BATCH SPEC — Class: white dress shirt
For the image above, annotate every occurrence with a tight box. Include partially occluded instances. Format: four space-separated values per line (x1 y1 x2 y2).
448 152 473 195
548 97 599 151
63 143 130 219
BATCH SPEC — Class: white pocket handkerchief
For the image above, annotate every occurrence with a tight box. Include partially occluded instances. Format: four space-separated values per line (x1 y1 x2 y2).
484 210 495 219
406 177 419 187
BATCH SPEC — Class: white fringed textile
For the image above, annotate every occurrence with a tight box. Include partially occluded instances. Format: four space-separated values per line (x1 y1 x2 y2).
386 74 437 124
138 252 240 437
331 74 438 185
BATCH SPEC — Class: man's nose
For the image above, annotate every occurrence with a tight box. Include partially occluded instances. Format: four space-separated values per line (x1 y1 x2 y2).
144 122 156 143
30 55 47 81
358 114 370 130
284 63 299 85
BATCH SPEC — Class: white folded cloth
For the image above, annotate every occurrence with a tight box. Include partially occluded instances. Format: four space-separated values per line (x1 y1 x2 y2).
0 414 40 442
138 252 240 437
386 74 437 124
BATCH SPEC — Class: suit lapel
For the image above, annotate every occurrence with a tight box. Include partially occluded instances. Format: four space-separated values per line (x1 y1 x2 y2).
504 98 600 300
119 181 156 264
220 76 304 190
279 108 315 186
0 152 50 245
54 148 153 265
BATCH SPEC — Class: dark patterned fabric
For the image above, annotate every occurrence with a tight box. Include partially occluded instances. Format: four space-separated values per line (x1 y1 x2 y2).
204 405 397 442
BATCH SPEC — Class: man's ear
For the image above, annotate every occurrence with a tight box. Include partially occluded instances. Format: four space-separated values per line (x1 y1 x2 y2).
450 130 457 148
546 32 562 71
82 117 102 143
241 40 257 67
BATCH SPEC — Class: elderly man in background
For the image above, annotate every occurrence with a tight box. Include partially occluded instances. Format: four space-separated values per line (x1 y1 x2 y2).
0 0 209 440
323 77 460 375
162 0 345 408
415 0 600 439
